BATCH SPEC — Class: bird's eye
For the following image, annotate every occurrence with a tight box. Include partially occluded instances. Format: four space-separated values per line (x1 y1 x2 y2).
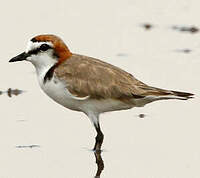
40 44 50 51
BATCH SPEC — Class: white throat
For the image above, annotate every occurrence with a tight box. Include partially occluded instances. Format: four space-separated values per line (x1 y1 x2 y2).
29 52 57 77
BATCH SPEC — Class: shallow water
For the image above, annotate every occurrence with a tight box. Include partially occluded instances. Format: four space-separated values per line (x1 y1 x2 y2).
0 0 199 177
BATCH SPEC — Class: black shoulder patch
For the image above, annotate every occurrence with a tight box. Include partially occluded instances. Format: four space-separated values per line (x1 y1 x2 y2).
43 65 56 84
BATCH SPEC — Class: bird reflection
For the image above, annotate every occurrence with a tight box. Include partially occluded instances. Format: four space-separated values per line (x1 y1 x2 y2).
94 150 104 178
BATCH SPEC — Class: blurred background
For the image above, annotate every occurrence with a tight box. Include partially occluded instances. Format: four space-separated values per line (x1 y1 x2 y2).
0 0 199 177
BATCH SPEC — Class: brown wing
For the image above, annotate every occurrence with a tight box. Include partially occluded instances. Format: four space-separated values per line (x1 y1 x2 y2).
55 54 193 100
54 54 151 100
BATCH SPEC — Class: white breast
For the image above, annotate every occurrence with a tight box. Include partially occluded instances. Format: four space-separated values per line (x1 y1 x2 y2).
37 73 134 114
29 52 91 112
36 65 134 115
38 74 84 111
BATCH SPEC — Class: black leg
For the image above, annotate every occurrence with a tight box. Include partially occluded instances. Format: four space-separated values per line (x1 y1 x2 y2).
93 123 104 151
94 149 104 177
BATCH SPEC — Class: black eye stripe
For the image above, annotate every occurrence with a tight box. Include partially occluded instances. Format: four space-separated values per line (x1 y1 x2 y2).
28 48 40 55
28 44 52 55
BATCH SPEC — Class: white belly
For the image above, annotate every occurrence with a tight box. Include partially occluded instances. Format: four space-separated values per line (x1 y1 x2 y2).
39 75 83 111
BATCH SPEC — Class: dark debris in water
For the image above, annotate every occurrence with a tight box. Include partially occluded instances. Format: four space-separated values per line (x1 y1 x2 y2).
0 88 25 97
138 114 146 119
16 119 27 122
116 53 129 57
7 88 25 97
16 145 40 149
174 49 192 54
172 25 199 34
141 23 154 30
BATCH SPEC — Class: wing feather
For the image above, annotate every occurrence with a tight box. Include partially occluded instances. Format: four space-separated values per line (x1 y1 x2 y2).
55 54 148 100
54 54 193 101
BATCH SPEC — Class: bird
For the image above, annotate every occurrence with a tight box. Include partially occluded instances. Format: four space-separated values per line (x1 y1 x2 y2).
9 34 194 151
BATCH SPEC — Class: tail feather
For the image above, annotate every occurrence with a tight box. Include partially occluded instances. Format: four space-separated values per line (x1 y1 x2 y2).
130 87 194 107
170 90 194 99
139 86 194 100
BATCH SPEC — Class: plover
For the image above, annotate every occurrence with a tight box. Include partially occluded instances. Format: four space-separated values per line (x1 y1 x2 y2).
9 34 194 151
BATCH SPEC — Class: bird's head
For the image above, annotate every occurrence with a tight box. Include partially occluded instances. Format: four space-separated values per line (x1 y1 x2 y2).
9 34 72 71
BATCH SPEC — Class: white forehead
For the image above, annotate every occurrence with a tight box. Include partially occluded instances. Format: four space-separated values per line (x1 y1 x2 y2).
25 40 53 53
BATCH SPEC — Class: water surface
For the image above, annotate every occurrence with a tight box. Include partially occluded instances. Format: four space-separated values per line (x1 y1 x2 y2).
0 0 199 177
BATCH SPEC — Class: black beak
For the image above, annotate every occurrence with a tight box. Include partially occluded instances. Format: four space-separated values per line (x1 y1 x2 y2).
9 52 29 62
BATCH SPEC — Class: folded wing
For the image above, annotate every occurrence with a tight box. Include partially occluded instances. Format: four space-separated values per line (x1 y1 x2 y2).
55 54 193 101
